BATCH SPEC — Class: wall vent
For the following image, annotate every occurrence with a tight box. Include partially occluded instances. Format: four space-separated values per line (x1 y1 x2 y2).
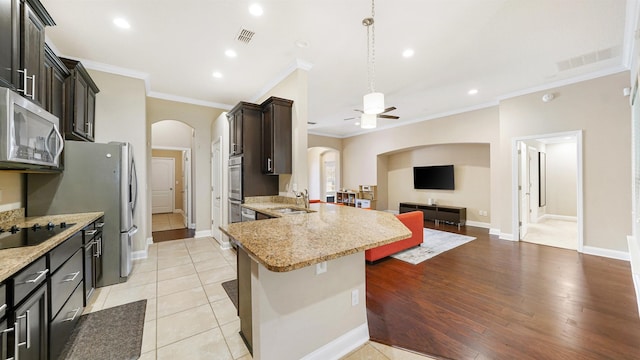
556 46 618 72
236 28 256 44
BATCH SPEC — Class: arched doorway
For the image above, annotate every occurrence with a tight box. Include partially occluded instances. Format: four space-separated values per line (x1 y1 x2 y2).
307 147 340 202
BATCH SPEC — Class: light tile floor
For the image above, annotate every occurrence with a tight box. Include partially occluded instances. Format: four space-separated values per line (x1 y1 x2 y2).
84 236 436 360
151 212 186 232
522 218 578 250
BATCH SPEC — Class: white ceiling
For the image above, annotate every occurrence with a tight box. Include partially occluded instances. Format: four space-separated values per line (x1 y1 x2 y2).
42 0 637 138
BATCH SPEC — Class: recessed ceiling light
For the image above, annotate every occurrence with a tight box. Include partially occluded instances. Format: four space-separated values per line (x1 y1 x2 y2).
249 3 263 16
402 49 414 58
354 122 361 126
468 89 479 95
225 49 237 58
113 18 131 29
212 72 223 79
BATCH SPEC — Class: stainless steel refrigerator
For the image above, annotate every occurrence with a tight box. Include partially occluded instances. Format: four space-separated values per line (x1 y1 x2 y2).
26 140 138 287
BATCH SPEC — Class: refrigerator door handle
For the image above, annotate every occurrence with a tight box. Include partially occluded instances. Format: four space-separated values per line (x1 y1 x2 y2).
128 225 138 236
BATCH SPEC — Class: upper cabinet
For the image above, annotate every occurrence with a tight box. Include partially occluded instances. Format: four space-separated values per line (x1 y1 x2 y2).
261 97 293 175
227 102 262 156
60 58 100 142
0 0 54 107
43 44 69 121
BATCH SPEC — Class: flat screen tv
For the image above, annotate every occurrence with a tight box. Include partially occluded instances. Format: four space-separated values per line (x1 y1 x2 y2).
413 165 455 190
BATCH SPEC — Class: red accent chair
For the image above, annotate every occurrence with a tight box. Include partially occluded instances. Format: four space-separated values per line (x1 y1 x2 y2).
365 211 424 262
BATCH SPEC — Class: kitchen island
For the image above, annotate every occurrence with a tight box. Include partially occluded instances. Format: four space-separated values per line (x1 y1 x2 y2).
221 202 410 360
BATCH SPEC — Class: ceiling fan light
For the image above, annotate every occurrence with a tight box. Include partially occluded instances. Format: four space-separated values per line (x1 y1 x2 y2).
363 92 384 114
361 113 377 129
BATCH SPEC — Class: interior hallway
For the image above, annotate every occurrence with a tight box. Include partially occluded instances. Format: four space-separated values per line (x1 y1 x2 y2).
151 213 186 232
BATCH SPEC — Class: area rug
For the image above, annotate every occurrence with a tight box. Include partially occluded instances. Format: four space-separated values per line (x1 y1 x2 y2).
59 300 146 360
391 228 476 265
222 279 239 311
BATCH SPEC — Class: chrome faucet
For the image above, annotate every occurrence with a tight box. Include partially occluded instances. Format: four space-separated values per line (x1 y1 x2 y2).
294 189 309 209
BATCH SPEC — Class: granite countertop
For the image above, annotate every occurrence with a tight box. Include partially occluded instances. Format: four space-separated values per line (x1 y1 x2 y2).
221 202 411 272
0 211 104 282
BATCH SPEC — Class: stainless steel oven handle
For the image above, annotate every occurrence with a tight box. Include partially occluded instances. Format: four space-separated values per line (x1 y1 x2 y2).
24 269 48 284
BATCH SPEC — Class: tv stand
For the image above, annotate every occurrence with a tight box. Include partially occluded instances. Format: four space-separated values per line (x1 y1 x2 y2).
399 202 467 230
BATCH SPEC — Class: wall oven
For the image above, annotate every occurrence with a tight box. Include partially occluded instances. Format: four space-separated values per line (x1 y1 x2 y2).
229 155 243 223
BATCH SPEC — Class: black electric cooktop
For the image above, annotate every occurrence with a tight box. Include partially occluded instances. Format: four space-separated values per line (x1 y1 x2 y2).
0 222 76 250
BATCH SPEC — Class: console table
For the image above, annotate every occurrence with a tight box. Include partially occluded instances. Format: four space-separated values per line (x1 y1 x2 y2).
399 202 467 230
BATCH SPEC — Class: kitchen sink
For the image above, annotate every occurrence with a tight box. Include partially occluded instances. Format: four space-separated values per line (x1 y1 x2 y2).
270 207 314 215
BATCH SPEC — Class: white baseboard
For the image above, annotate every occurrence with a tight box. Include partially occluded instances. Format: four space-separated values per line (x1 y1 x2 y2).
582 246 630 261
194 229 212 238
465 220 490 229
132 249 148 260
301 323 369 360
146 237 153 245
499 232 516 241
489 228 501 236
173 209 184 214
627 236 640 317
213 233 232 250
189 223 196 229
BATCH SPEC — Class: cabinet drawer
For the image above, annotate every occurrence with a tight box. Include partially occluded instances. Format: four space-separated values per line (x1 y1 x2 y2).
50 231 82 272
50 249 83 319
0 283 5 319
50 282 83 360
12 256 48 306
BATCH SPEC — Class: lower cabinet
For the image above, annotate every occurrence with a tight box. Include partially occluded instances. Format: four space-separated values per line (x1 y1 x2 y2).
237 247 253 355
49 283 83 360
13 283 48 360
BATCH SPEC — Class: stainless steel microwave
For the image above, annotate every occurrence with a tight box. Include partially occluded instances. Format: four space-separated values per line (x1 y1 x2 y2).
0 87 63 170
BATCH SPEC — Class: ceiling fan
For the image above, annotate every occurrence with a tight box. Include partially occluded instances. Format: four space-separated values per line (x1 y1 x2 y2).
344 106 399 121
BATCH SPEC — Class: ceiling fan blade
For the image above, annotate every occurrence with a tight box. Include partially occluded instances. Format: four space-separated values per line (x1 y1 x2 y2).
353 109 364 113
344 117 357 121
381 106 396 114
378 114 399 119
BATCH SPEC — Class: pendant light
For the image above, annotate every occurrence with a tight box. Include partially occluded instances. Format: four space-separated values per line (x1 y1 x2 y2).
362 0 384 123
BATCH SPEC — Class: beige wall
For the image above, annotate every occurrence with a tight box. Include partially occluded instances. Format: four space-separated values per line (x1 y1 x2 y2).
499 72 631 251
308 134 343 151
89 70 148 252
147 97 225 236
386 143 491 224
342 106 500 227
545 142 577 217
0 173 24 211
341 71 631 252
152 149 184 212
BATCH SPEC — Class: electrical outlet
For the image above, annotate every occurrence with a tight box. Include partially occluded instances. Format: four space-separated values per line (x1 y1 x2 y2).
316 261 327 275
351 289 359 306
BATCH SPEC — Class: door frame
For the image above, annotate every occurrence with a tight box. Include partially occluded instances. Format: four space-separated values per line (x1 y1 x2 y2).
511 130 584 252
152 146 193 227
211 137 224 246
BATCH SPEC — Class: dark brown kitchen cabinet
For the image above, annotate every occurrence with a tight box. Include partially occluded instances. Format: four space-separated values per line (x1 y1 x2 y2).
60 58 99 142
43 43 69 121
7 256 48 360
0 0 54 105
228 102 261 156
261 97 293 175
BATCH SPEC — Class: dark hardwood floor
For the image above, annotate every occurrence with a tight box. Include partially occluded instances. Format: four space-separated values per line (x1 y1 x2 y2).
152 228 195 242
366 223 640 360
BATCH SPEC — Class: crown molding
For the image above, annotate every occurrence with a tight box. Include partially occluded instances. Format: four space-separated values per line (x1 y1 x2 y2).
147 92 233 110
250 58 314 103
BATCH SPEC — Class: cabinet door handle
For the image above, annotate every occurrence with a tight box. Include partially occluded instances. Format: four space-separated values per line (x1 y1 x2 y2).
30 74 36 100
267 157 272 172
17 69 29 98
96 222 105 228
62 308 81 322
1 323 16 360
16 310 30 349
97 238 102 256
0 303 6 313
62 271 80 282
24 269 48 284
85 229 98 236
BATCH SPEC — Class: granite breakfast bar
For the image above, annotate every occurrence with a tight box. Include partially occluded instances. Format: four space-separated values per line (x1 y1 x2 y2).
221 202 411 360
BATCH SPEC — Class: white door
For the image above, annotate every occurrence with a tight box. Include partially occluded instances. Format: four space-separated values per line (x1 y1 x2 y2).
182 150 192 228
152 157 175 214
211 138 222 241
